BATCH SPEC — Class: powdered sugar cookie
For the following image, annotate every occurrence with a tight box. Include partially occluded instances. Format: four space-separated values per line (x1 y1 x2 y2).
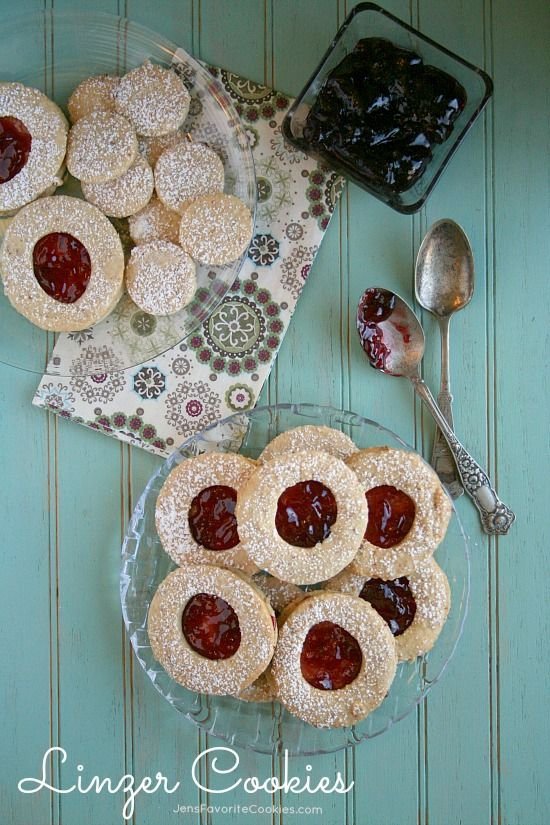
236 449 368 584
81 155 154 217
67 110 138 183
178 193 253 265
346 447 452 579
155 141 224 213
326 558 451 661
128 196 181 245
260 425 359 464
0 82 67 214
0 195 124 331
114 60 190 137
271 591 397 728
155 452 258 574
67 74 119 122
148 564 277 695
125 240 196 316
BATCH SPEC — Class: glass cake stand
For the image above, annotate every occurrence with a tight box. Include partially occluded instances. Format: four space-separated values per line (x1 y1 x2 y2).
0 10 256 376
121 403 470 756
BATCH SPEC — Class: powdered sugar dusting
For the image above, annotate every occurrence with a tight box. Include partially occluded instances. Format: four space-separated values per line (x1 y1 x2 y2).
67 110 138 183
114 60 190 137
271 592 397 727
155 140 224 213
125 240 197 315
81 155 154 218
179 192 253 265
347 447 452 579
259 424 359 463
147 564 277 695
128 196 181 245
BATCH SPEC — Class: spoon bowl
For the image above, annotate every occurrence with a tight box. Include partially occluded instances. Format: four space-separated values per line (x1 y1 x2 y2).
356 286 515 535
357 287 425 378
415 219 474 317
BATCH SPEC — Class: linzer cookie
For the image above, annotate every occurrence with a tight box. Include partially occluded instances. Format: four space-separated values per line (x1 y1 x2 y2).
155 452 258 574
235 449 368 584
0 82 67 214
67 74 120 123
66 110 138 183
178 192 253 265
155 141 224 213
81 155 154 218
346 447 452 579
259 424 359 463
271 591 397 727
327 558 451 661
138 129 186 169
0 195 124 331
113 60 191 137
125 240 197 316
147 564 277 695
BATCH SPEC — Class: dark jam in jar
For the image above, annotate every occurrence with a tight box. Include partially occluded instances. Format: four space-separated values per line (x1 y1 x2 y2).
303 38 467 193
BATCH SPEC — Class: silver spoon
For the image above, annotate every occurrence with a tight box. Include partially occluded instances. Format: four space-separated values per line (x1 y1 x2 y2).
415 219 474 499
357 287 515 535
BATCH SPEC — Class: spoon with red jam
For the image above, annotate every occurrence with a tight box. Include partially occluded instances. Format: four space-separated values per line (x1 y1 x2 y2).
357 287 515 535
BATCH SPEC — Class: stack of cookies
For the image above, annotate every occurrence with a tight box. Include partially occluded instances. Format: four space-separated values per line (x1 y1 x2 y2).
149 424 453 729
0 61 253 331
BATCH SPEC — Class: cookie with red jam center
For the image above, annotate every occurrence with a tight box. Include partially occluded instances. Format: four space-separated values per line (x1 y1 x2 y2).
236 449 368 584
0 82 67 214
346 447 452 579
148 564 277 695
271 591 397 727
327 557 451 661
155 452 259 574
0 195 124 331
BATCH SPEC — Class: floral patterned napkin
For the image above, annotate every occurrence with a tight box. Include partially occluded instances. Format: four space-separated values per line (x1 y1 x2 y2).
33 60 344 458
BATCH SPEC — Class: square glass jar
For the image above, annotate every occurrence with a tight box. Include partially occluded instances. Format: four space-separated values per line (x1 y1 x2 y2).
282 2 493 213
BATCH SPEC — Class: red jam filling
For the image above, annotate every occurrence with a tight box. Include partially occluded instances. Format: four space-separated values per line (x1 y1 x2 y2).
357 288 395 370
181 593 241 660
188 485 239 551
359 577 417 637
0 116 32 184
300 621 362 690
33 232 92 304
365 484 415 548
275 480 337 548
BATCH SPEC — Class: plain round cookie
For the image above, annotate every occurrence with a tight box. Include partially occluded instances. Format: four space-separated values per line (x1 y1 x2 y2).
81 155 154 218
235 449 368 584
128 196 181 245
179 193 253 265
155 452 258 574
347 447 452 579
147 564 277 695
326 558 451 661
114 60 191 137
0 195 124 331
271 592 397 728
67 74 119 122
125 240 197 316
260 425 359 464
0 82 67 213
66 110 138 183
155 141 224 213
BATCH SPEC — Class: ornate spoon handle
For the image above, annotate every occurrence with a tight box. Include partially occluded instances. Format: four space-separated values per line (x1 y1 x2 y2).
411 376 515 534
432 389 464 498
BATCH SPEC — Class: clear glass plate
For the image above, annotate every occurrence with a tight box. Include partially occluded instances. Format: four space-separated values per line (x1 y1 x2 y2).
0 10 256 376
121 403 470 755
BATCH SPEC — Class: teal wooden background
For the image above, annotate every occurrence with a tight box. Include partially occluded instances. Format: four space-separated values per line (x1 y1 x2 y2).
1 1 548 824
